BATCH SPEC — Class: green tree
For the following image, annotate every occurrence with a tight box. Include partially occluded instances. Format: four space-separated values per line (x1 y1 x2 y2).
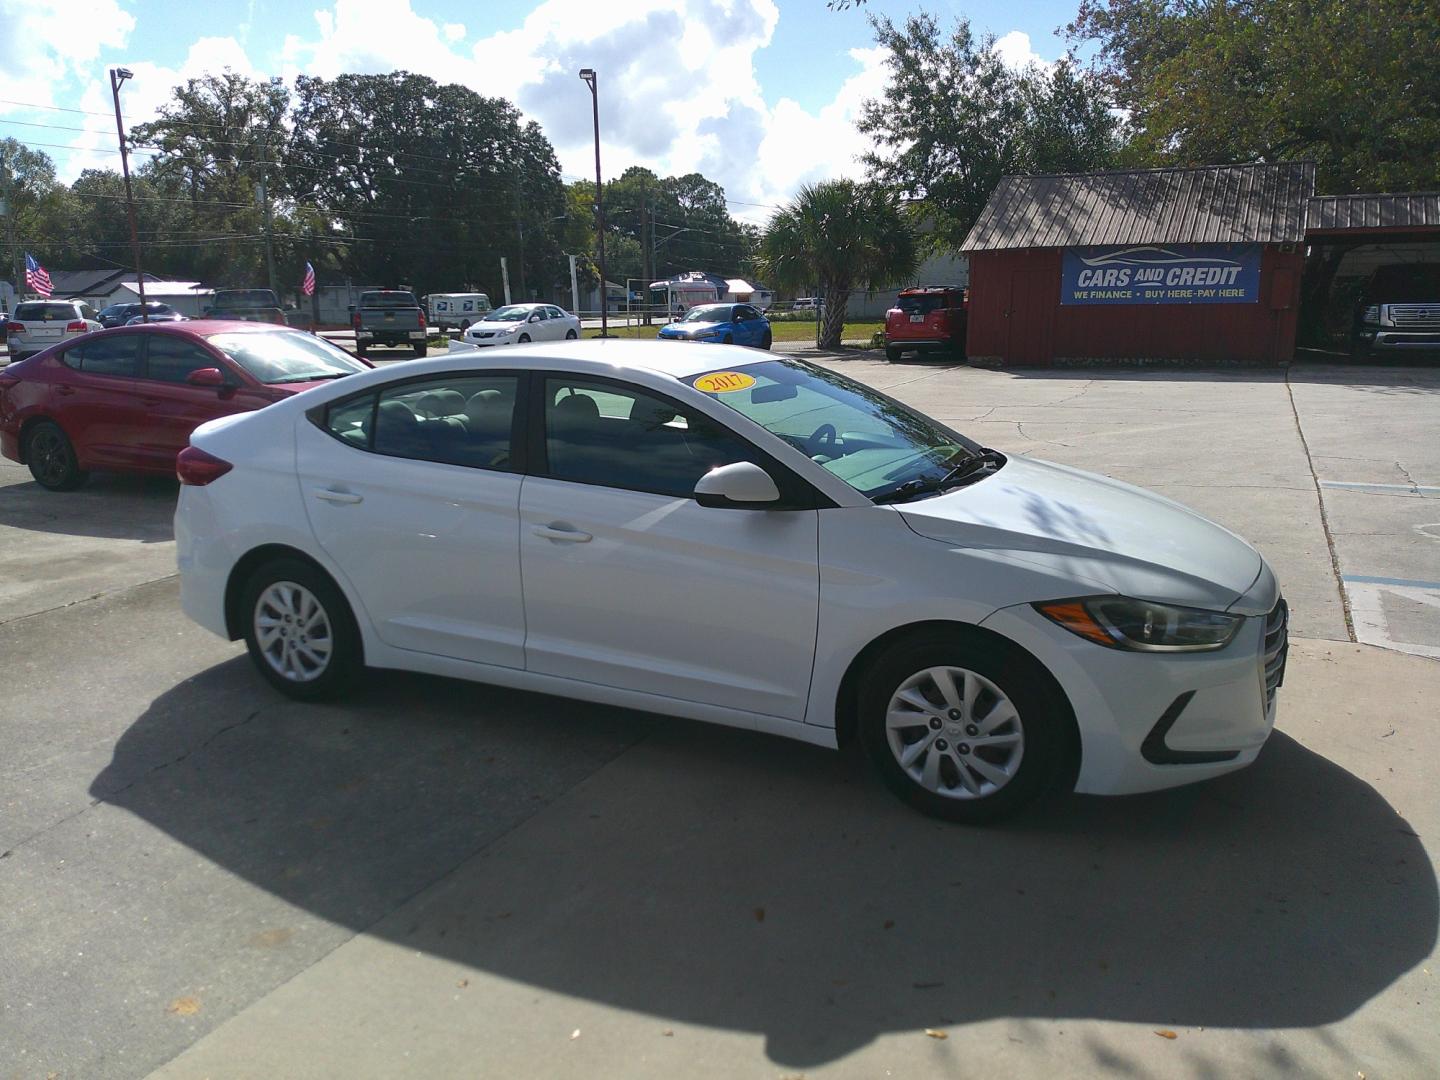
1068 0 1440 193
287 72 567 300
129 70 289 285
757 179 918 348
858 13 1120 251
0 139 64 290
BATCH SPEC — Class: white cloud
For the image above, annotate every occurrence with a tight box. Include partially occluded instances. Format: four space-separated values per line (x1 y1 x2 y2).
0 0 136 112
992 30 1048 71
443 22 466 43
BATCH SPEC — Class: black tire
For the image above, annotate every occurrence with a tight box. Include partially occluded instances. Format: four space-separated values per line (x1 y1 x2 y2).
354 344 368 359
413 343 427 358
240 557 364 701
885 345 901 362
858 630 1072 824
460 320 471 331
565 329 578 340
25 420 88 491
760 331 772 351
518 333 531 344
1349 337 1370 363
723 334 733 345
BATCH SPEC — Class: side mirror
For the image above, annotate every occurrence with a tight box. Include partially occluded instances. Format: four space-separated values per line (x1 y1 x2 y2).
529 313 541 322
186 367 226 388
694 461 780 509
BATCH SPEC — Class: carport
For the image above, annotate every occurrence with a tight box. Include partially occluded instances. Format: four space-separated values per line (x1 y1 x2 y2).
1299 192 1440 355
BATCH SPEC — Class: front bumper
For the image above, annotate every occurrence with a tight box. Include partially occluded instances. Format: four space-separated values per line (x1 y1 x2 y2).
1360 329 1440 351
980 595 1284 796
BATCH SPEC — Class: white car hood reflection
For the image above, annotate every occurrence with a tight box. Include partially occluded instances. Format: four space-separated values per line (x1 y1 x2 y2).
896 455 1263 612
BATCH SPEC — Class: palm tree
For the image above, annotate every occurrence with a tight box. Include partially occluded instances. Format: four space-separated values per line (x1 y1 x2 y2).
757 179 919 349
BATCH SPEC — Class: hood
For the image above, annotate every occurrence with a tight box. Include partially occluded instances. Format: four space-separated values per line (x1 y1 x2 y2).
661 321 726 337
898 456 1263 612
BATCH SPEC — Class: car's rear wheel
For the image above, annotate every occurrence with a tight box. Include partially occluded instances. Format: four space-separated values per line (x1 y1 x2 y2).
565 329 578 339
241 558 363 700
859 631 1070 823
760 331 772 350
413 342 427 358
354 344 368 359
885 345 901 362
25 421 88 491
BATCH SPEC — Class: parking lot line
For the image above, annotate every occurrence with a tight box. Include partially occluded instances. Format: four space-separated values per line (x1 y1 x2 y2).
1320 480 1440 496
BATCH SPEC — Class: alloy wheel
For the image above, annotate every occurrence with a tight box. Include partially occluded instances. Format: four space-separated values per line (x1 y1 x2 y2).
29 428 69 487
253 581 334 682
884 665 1025 799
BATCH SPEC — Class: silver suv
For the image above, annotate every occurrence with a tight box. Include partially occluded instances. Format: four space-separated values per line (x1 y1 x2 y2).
5 300 102 363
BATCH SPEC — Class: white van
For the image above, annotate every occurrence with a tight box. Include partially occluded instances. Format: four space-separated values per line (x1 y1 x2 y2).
428 293 492 330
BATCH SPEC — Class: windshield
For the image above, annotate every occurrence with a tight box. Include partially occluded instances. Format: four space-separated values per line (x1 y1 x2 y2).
682 305 731 323
207 330 369 384
1368 265 1440 302
486 306 531 321
690 358 983 500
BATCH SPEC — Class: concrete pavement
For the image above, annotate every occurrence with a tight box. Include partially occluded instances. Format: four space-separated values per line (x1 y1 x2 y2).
1 357 1436 1078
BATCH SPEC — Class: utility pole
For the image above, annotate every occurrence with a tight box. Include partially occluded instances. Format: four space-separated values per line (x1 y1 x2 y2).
500 257 511 305
568 254 580 316
641 182 654 325
109 68 148 320
257 173 277 297
0 150 18 299
513 186 527 300
578 68 609 336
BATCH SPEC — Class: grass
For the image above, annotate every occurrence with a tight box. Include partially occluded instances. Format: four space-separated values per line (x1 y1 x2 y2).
584 320 884 346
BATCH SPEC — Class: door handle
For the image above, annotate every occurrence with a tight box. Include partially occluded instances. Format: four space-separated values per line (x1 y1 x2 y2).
313 488 363 505
55 385 76 396
141 397 163 407
532 524 592 543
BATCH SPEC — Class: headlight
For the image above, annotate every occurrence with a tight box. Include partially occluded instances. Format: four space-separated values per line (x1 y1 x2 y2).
1362 305 1380 324
1034 596 1242 652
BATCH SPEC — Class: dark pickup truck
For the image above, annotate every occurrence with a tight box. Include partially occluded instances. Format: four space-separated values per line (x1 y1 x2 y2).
1353 263 1440 361
207 288 286 325
353 290 427 358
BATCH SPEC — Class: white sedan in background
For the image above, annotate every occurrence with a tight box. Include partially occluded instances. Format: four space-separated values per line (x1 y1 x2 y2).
461 303 580 347
175 342 1285 823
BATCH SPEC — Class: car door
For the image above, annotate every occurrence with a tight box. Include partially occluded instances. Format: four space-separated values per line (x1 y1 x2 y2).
132 333 259 470
53 334 148 467
296 371 527 668
734 306 763 347
518 373 820 721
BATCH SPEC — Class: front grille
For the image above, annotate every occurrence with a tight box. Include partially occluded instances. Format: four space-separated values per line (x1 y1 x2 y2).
1390 305 1440 327
1262 597 1288 709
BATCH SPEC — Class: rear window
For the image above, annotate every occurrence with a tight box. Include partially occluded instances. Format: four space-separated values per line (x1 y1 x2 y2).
1368 265 1440 302
895 293 960 316
15 302 79 321
360 292 418 308
216 291 279 308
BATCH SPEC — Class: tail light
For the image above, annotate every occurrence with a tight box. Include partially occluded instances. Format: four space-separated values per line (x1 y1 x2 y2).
66 320 88 332
176 445 233 485
351 311 361 329
6 323 24 335
418 310 427 330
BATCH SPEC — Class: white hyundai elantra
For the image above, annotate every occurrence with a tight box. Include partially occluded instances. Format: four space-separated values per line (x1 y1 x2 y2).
175 342 1286 822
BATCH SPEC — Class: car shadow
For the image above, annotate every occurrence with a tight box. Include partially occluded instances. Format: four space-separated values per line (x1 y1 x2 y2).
93 662 1437 1069
0 472 177 543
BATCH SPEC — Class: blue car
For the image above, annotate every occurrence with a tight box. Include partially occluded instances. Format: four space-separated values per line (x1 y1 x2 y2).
657 303 772 349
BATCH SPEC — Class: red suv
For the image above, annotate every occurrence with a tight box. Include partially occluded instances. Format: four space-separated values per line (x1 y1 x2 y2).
884 285 967 361
0 322 369 491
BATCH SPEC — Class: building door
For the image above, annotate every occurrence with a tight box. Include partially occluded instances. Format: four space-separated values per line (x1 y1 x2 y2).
1007 269 1055 364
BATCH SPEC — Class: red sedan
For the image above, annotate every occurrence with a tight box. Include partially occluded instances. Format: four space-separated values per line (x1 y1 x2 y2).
0 321 371 491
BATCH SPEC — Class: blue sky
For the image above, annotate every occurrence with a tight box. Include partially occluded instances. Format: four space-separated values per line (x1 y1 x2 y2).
0 0 1079 220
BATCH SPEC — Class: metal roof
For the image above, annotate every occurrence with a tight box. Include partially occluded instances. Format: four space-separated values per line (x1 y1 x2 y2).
962 162 1316 251
1307 191 1440 232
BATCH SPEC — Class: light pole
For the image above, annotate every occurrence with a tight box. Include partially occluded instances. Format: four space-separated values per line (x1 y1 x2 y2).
578 67 609 337
109 67 147 321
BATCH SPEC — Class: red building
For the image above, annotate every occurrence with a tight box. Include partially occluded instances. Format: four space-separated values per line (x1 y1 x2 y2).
962 163 1313 366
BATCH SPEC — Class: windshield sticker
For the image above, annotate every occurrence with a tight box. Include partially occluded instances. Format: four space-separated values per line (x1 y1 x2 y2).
693 371 756 394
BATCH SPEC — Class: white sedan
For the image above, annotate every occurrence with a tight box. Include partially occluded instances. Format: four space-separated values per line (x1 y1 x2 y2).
175 343 1286 822
461 303 580 347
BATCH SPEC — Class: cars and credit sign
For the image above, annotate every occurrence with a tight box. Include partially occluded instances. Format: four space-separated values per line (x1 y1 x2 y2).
1060 244 1261 305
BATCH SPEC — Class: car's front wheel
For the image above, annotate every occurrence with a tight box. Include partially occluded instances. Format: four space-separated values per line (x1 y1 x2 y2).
241 558 363 700
25 421 88 491
518 333 531 344
565 328 578 339
859 631 1071 823
760 330 772 350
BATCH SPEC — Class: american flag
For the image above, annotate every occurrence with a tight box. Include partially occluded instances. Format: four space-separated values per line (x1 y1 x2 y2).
25 253 52 298
301 261 316 297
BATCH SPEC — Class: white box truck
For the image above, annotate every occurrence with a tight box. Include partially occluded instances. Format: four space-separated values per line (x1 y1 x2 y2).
428 293 492 330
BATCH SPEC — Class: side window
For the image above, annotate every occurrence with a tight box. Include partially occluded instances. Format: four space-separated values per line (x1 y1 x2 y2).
547 306 566 320
70 334 143 378
327 375 518 470
80 304 99 321
543 376 760 498
531 307 548 321
145 336 222 384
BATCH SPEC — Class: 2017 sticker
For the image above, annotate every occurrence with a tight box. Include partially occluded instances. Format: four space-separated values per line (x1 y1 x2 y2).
693 371 756 393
